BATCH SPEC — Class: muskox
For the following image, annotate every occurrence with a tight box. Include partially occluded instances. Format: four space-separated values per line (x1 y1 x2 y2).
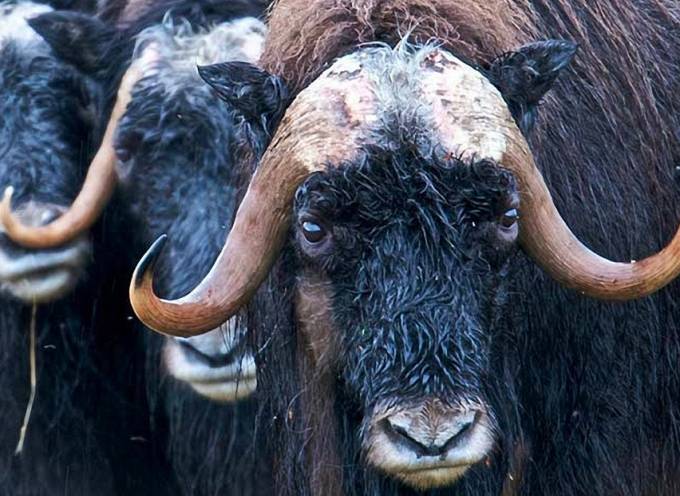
0 1 274 494
120 0 680 494
0 1 170 494
110 8 273 494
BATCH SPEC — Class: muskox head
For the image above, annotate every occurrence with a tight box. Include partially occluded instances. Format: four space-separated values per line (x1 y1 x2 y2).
113 16 269 402
0 1 107 303
123 39 680 489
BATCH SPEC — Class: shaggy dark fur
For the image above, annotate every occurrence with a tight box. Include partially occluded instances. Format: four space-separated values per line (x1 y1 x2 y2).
28 1 273 494
115 49 272 495
249 0 680 495
0 6 170 494
294 152 517 408
0 238 178 495
300 149 522 496
0 9 102 491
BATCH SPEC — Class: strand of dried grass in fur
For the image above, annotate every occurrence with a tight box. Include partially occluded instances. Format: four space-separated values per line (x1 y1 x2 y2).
15 302 37 455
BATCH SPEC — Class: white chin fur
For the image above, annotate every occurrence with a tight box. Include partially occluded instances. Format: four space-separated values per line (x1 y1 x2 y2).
163 336 257 403
366 408 495 489
189 376 257 402
394 466 472 490
0 240 90 303
2 268 77 303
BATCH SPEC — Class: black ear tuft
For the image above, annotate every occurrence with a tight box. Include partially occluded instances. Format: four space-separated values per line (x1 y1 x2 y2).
487 40 577 134
198 62 289 141
28 11 114 74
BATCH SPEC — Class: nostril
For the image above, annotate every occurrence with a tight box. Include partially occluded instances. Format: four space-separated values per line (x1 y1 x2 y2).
385 418 414 443
383 410 480 458
439 414 477 454
384 418 433 457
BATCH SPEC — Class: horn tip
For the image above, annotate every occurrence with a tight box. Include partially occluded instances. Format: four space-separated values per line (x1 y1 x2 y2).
1 186 14 208
0 186 14 224
196 63 214 84
132 234 168 288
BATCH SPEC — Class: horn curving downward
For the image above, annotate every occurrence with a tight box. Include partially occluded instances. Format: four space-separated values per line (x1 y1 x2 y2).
421 48 680 301
0 48 155 249
129 46 680 338
505 131 680 299
129 56 377 336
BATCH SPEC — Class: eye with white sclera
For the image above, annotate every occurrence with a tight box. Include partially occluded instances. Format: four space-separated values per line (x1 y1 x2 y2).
497 208 519 242
499 208 519 228
301 220 327 244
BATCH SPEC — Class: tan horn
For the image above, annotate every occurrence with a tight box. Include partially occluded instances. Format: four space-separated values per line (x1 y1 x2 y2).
0 47 155 249
506 131 680 299
129 55 378 336
424 48 680 300
131 45 680 340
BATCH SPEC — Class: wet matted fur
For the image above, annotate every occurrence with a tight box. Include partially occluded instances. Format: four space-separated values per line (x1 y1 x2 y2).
252 1 680 495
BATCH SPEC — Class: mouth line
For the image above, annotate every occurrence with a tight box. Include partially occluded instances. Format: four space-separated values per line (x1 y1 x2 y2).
0 247 86 281
5 264 75 282
1 267 78 303
164 336 257 389
178 337 248 369
395 462 473 474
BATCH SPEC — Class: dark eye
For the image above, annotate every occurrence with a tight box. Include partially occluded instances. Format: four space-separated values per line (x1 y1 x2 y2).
302 221 326 243
499 208 519 228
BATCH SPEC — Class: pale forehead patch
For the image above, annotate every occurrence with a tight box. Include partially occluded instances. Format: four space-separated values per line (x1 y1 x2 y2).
0 1 52 50
418 49 514 162
284 44 518 170
282 50 380 172
133 16 266 82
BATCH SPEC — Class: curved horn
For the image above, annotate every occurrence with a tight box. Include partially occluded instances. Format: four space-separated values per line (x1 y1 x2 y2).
506 133 680 299
0 48 154 249
129 55 378 336
423 48 680 300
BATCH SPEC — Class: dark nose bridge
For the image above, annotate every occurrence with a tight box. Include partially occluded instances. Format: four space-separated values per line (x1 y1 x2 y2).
374 246 471 327
351 248 487 399
384 302 485 384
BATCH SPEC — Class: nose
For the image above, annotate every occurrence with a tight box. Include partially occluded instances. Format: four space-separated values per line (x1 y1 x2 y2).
0 202 90 303
382 405 481 458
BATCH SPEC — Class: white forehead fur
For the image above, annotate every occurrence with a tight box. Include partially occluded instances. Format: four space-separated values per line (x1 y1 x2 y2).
0 1 52 51
132 15 266 92
298 42 515 164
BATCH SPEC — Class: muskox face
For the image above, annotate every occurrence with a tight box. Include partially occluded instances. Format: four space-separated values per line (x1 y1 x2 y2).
279 42 580 489
114 17 268 402
293 144 519 488
0 2 100 303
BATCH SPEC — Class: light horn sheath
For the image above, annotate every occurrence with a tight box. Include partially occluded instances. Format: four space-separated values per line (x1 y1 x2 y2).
0 47 154 248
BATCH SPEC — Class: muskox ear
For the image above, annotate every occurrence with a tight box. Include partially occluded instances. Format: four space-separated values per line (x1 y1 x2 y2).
28 11 114 74
487 40 577 134
198 62 289 149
